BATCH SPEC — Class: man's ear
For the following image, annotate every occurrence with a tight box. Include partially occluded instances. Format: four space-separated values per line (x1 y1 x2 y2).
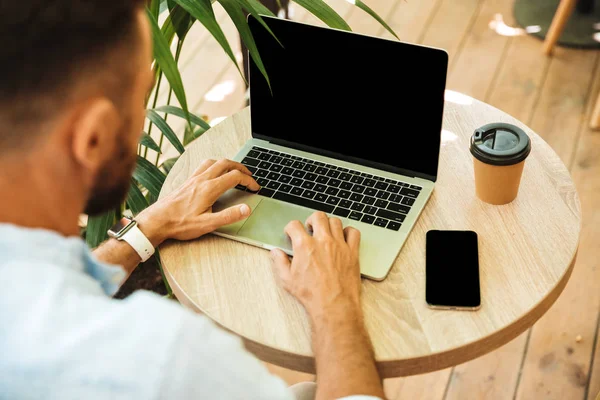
71 98 120 182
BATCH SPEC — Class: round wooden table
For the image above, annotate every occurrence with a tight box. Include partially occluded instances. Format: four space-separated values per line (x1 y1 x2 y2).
158 92 580 378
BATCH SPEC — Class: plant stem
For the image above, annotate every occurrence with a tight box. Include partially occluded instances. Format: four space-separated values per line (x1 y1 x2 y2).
155 38 184 166
144 71 164 159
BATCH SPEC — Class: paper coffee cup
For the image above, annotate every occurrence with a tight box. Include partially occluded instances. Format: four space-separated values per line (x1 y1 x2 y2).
470 123 531 205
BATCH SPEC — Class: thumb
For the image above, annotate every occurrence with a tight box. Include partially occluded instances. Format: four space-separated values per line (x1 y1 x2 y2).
270 248 292 291
206 203 251 230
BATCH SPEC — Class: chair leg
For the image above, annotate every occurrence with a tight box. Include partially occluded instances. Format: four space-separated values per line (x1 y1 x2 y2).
589 91 600 129
542 0 577 56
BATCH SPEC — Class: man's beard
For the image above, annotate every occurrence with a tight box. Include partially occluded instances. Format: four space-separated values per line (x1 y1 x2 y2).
84 132 137 216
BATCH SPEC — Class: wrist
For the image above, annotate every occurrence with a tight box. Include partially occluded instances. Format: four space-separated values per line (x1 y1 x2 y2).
135 208 168 247
307 295 363 328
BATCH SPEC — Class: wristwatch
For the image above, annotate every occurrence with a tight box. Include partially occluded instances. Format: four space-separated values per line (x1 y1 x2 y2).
107 217 155 262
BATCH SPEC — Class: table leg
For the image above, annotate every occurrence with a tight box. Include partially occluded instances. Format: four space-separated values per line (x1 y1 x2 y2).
542 0 578 55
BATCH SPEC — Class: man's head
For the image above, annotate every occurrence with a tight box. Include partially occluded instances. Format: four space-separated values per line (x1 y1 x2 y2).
0 0 153 215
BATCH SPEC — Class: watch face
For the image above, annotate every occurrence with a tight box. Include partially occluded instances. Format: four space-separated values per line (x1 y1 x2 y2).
109 217 133 236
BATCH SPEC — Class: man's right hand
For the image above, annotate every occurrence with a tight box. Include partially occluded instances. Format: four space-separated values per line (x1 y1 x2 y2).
270 211 362 319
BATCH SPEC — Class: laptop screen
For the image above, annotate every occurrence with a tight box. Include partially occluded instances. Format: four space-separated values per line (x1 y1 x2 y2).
248 16 448 181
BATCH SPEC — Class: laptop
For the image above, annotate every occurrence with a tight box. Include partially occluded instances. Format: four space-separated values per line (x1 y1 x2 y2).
212 15 448 281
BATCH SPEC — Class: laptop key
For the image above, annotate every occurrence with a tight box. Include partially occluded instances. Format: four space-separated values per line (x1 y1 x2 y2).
302 190 316 199
247 150 260 158
376 209 406 223
389 194 402 203
304 173 318 181
375 199 389 208
361 172 373 178
281 167 294 175
388 185 401 193
401 197 415 206
362 196 376 205
351 203 365 212
375 181 388 190
255 169 268 178
279 184 292 193
385 178 395 184
373 176 384 181
257 177 269 187
273 192 334 213
303 164 317 172
290 178 303 187
258 153 271 161
410 185 422 191
293 170 306 178
387 221 402 231
326 170 341 178
291 187 303 196
349 211 363 221
281 159 294 166
270 156 283 164
340 200 353 209
398 182 408 187
246 166 257 175
267 172 281 181
400 188 419 198
340 182 353 190
325 187 339 196
351 184 366 194
376 191 390 200
269 164 283 173
361 214 375 224
388 202 411 214
350 193 364 202
314 184 327 193
258 187 275 198
338 190 351 199
301 181 315 190
315 193 328 203
267 181 281 190
292 161 306 169
365 187 378 197
280 152 291 158
339 173 352 181
326 196 341 206
328 179 341 187
374 218 388 228
278 175 292 183
315 167 329 175
258 161 272 169
242 157 260 167
364 206 377 215
316 175 329 184
333 207 351 218
350 175 364 184
363 178 376 187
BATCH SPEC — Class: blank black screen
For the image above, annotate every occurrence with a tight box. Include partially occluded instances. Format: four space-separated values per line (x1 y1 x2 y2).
426 230 481 308
248 16 448 181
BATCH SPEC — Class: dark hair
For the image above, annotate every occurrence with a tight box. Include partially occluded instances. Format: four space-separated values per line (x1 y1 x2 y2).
0 0 145 150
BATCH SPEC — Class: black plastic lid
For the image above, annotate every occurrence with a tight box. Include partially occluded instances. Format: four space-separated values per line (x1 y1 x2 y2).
470 122 531 166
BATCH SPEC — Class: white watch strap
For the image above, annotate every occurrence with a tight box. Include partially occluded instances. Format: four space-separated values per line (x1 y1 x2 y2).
121 224 155 262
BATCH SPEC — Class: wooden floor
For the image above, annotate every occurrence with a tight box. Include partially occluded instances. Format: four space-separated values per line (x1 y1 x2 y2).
154 1 600 398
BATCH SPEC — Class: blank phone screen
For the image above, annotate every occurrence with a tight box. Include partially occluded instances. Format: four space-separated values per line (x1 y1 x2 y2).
426 230 481 308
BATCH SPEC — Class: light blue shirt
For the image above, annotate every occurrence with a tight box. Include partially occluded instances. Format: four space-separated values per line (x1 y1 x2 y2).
0 224 381 399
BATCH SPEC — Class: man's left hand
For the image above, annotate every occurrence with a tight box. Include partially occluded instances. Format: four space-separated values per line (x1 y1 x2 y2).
136 159 259 246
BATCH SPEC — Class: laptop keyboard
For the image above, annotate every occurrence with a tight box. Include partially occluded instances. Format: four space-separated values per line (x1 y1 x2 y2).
237 146 422 231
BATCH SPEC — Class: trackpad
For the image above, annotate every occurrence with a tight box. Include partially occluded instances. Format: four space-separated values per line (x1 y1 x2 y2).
237 198 314 252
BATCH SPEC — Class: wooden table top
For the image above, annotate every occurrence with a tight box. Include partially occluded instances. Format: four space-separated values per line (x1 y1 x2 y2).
158 93 580 378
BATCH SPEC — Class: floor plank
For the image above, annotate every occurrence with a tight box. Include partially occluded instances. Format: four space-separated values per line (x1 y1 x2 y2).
514 48 599 400
384 369 452 400
380 0 440 43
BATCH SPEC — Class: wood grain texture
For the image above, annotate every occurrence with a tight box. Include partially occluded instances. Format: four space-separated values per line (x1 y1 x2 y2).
158 98 580 377
384 368 452 400
514 53 600 400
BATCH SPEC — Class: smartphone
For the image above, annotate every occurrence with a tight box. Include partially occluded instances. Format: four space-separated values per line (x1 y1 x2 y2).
426 230 481 310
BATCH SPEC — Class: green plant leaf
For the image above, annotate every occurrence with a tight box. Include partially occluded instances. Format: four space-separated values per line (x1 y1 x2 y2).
86 210 116 248
126 179 149 215
173 0 244 80
155 249 173 295
161 157 180 174
292 0 351 31
154 105 211 131
146 110 185 154
219 0 271 87
244 0 276 16
167 1 195 39
139 132 162 154
134 156 166 200
235 0 281 46
150 0 161 18
184 126 207 146
353 0 399 40
146 9 190 126
160 0 170 14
